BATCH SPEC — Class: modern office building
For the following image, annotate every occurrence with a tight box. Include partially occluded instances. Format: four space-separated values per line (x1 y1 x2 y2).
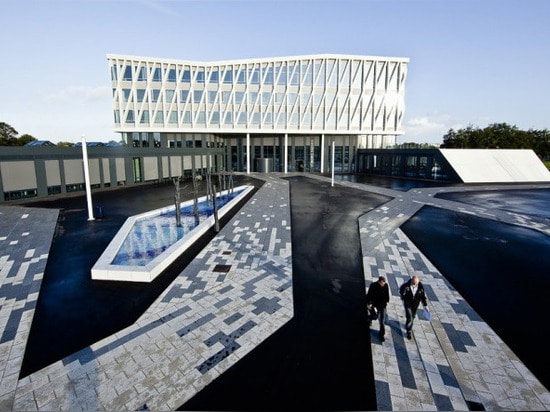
108 53 409 173
0 53 410 203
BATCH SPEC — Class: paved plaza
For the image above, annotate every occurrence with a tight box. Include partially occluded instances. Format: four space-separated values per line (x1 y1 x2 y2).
1 173 549 410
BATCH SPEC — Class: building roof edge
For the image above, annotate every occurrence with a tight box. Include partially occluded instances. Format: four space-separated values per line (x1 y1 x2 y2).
106 53 410 65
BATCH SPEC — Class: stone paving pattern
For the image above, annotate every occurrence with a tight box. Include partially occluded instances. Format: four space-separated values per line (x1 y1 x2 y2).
1 173 550 410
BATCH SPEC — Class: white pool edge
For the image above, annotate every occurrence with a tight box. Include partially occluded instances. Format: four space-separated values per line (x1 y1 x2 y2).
91 185 254 282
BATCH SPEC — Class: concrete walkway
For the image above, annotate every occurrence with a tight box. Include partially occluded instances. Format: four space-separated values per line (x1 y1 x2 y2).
1 173 549 410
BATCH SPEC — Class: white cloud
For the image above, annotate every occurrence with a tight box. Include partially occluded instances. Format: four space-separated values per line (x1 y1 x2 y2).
402 112 462 144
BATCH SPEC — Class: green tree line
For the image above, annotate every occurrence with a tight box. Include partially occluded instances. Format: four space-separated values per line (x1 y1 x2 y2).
441 123 550 159
0 122 76 147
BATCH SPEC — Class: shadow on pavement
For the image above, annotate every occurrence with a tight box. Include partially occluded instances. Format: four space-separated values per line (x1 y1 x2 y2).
180 176 392 411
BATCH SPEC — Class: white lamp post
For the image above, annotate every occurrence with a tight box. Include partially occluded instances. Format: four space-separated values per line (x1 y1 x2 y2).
81 134 95 221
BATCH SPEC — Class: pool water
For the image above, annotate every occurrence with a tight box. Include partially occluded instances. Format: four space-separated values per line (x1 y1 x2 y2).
112 191 242 266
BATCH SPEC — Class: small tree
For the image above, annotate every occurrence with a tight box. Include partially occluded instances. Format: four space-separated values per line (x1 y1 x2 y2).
0 122 18 146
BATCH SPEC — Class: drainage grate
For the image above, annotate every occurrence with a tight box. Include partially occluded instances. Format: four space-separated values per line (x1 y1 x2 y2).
213 264 231 273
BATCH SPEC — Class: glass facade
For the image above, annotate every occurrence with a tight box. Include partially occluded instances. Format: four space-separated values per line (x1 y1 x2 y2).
107 53 409 173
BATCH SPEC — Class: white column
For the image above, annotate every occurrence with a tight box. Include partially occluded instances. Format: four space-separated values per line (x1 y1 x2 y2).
246 133 250 174
284 133 288 174
81 135 95 221
331 141 335 187
320 134 325 173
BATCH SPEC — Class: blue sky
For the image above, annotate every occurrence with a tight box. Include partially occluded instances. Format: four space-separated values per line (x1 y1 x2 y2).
2 0 549 144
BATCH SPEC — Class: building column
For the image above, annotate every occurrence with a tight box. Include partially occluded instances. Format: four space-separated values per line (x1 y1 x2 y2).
320 134 325 173
246 133 250 174
284 133 288 173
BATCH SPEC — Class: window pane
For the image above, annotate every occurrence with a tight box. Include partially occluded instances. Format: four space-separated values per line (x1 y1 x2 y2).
168 68 177 82
123 66 132 81
224 69 233 83
140 111 149 124
155 111 163 124
152 67 162 82
137 67 147 81
182 69 191 82
165 89 175 102
180 90 189 103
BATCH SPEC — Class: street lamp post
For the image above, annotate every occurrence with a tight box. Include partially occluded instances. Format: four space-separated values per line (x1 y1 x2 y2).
81 134 95 221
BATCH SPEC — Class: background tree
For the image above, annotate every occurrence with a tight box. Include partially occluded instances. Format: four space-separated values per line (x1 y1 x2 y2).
0 122 19 146
18 134 37 146
441 123 549 159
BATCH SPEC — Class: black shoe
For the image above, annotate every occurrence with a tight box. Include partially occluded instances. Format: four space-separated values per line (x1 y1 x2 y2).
406 332 412 340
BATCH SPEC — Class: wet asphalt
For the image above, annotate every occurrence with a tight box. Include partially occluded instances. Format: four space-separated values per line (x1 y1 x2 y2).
181 176 391 411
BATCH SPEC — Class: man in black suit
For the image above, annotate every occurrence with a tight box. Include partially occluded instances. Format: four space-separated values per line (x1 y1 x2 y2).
366 276 390 342
399 275 429 340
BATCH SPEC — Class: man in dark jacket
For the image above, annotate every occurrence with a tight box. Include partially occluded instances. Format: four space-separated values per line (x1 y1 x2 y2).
399 275 429 340
366 276 390 342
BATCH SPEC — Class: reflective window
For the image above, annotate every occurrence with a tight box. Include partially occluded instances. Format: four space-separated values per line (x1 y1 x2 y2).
152 67 162 82
262 92 271 105
197 111 206 124
165 89 175 103
208 90 217 103
114 110 120 124
288 93 297 106
277 65 287 85
210 70 219 83
151 89 160 103
182 111 192 124
168 68 177 82
169 111 178 124
193 90 203 103
111 65 118 81
301 63 312 86
180 90 189 103
222 91 231 104
235 92 244 105
238 112 247 124
141 132 149 147
224 69 233 83
237 69 246 84
123 66 132 81
289 63 299 85
196 69 205 83
263 66 273 85
251 112 260 125
137 89 146 102
182 69 191 82
263 112 272 125
224 112 233 124
249 67 259 84
137 67 147 81
210 111 220 124
123 89 131 102
249 91 258 105
126 110 135 123
140 111 149 124
154 111 163 124
154 132 161 147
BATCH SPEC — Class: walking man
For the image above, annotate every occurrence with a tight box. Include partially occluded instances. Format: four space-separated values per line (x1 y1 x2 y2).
366 276 390 342
399 275 429 340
